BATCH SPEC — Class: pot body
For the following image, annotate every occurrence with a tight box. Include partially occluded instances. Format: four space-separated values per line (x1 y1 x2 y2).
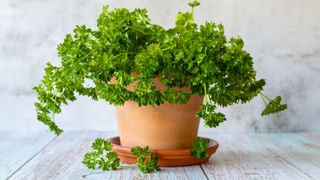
115 77 203 150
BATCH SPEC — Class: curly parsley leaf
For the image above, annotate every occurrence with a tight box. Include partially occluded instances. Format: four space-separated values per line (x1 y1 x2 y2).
131 146 160 173
261 96 288 116
82 138 120 171
196 103 226 128
188 0 200 8
191 137 210 159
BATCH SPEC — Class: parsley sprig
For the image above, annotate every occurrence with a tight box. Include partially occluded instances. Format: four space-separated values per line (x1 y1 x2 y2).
191 137 210 159
196 83 226 127
260 94 288 116
34 1 287 135
83 138 120 171
83 138 160 174
131 146 160 173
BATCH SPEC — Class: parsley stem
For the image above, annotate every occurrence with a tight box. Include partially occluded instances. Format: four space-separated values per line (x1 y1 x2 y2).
78 51 93 62
259 93 268 105
204 83 207 95
260 92 272 101
192 7 195 18
111 52 134 60
126 26 147 34
203 83 210 104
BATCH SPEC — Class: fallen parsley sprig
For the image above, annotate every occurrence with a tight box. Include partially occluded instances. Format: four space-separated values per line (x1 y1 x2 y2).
131 146 160 173
83 138 160 174
83 138 120 171
191 137 210 159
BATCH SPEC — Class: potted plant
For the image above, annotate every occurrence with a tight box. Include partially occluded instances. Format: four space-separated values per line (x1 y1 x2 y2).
34 0 287 171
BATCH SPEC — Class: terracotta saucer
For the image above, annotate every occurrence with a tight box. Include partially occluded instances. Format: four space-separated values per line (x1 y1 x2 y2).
108 136 219 167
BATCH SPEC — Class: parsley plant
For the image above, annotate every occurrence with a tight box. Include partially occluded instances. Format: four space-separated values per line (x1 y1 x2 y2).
34 1 287 135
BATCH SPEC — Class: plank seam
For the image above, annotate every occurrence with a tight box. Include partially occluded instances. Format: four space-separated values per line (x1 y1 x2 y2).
257 136 316 180
298 134 320 144
6 135 58 180
200 164 209 180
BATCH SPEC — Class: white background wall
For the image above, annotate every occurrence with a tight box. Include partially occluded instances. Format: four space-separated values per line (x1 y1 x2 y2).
0 0 319 133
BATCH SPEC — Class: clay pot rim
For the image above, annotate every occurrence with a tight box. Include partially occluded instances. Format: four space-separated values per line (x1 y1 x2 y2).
108 136 219 159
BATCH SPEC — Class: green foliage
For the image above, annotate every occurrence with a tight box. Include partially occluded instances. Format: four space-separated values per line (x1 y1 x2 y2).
83 138 120 171
261 96 288 116
196 103 226 128
34 1 287 135
131 146 160 173
83 139 160 174
191 137 210 158
188 0 200 8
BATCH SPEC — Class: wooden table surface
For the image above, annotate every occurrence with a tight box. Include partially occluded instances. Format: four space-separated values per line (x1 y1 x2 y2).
1 131 320 180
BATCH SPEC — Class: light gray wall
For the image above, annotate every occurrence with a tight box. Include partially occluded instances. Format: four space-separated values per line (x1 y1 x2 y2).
1 0 319 133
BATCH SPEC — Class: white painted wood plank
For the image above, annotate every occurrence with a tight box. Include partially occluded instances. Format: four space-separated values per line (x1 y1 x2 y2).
0 131 56 179
11 131 207 180
199 133 311 180
300 132 320 143
82 165 207 180
255 133 320 179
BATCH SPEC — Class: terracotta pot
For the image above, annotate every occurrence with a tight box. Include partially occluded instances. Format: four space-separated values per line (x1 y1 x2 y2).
115 76 203 150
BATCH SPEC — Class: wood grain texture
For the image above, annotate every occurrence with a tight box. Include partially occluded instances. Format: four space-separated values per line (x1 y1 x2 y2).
255 133 320 179
10 131 208 180
199 133 312 180
0 131 56 179
81 165 208 180
301 132 320 143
